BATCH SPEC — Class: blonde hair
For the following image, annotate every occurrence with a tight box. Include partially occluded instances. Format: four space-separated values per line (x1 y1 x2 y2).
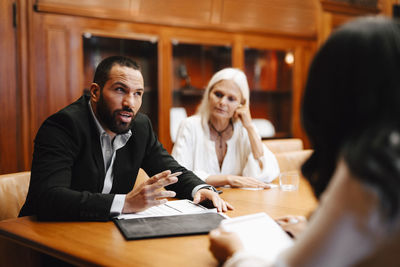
196 68 250 124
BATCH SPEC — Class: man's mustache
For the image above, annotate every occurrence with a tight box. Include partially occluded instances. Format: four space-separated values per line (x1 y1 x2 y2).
114 107 136 119
121 107 134 113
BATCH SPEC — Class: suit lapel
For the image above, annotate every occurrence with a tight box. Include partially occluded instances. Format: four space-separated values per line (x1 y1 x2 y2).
84 97 106 192
91 135 105 192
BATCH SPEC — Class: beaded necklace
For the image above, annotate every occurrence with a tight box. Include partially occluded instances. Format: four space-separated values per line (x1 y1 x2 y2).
209 120 233 149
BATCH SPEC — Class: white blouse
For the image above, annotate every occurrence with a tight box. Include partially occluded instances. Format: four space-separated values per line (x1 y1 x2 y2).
171 115 280 183
223 160 400 267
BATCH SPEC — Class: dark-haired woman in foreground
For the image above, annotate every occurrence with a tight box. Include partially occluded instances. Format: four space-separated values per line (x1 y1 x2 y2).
209 16 400 267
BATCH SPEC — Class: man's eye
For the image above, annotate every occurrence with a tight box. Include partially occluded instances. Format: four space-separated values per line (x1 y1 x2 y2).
116 87 124 92
228 96 236 102
135 91 143 96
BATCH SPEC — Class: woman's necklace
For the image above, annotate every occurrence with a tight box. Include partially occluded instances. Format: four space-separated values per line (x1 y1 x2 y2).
209 120 232 149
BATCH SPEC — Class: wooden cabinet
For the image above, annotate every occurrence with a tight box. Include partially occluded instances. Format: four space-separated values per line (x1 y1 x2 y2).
0 0 19 173
2 0 384 173
169 36 314 148
244 48 293 138
22 6 315 154
170 43 297 140
318 0 379 45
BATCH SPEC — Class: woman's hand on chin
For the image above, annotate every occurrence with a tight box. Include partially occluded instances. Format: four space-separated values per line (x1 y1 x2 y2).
234 104 252 128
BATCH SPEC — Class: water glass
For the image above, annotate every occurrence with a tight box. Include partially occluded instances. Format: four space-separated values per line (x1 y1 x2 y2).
279 171 299 191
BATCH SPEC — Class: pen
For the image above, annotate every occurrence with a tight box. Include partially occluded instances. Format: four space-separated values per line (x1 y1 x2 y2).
216 190 223 194
167 171 182 178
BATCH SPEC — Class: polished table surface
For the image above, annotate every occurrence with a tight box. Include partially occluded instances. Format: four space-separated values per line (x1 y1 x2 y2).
0 177 317 266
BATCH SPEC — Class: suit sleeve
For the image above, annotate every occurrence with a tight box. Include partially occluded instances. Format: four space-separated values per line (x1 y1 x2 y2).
22 113 114 221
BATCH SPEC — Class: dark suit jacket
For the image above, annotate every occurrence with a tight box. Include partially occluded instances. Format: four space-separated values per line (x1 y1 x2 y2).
19 95 206 221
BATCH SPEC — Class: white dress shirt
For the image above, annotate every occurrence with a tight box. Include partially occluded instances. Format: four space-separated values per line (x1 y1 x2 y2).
88 102 128 215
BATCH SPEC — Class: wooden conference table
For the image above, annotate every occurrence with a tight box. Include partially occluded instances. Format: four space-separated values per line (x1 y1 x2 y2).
0 177 317 267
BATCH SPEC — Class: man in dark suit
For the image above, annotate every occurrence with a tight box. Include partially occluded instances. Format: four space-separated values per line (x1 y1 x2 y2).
20 56 232 221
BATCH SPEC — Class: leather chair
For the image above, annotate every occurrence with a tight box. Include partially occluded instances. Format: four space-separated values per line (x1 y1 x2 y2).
275 149 313 173
0 171 30 221
134 168 150 186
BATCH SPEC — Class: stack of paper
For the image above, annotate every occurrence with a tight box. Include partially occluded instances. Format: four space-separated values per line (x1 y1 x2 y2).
220 212 294 262
117 199 219 220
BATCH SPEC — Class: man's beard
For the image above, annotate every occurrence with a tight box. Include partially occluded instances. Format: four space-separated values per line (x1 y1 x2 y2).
96 94 135 134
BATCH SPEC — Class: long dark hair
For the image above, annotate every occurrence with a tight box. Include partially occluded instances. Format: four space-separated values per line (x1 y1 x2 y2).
301 16 400 217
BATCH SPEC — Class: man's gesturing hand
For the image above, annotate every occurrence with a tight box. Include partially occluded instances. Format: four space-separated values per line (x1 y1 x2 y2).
122 170 178 214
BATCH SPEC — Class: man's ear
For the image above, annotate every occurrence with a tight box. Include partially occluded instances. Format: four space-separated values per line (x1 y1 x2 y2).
90 83 100 103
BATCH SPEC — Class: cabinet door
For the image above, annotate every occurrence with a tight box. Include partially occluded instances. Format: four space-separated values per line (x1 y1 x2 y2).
244 48 294 138
170 42 232 142
0 0 19 173
83 35 159 132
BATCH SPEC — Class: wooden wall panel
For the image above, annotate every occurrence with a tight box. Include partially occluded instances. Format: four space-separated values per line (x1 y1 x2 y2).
46 26 70 114
158 33 173 151
139 0 214 24
68 28 85 102
221 0 318 37
318 0 379 45
38 0 131 9
36 0 320 38
36 0 132 19
0 0 18 174
292 45 315 149
27 13 84 158
378 0 396 16
30 10 46 136
17 0 32 171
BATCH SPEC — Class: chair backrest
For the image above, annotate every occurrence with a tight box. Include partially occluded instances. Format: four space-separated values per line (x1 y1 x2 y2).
0 171 30 221
263 138 304 154
252 118 275 138
170 107 187 143
275 149 313 173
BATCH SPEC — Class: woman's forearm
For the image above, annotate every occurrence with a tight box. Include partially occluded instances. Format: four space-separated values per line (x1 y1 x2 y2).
205 175 229 187
245 125 264 162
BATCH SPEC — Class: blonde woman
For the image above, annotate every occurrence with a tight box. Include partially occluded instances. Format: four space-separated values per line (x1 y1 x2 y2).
172 68 280 188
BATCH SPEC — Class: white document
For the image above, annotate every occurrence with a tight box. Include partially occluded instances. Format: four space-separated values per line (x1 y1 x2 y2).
220 212 294 262
117 199 221 220
240 184 278 190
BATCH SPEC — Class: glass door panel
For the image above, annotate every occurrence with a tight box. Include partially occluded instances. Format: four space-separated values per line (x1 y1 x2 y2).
244 48 294 138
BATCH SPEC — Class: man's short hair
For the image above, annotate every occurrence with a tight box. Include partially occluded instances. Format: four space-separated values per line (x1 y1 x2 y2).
93 56 141 89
